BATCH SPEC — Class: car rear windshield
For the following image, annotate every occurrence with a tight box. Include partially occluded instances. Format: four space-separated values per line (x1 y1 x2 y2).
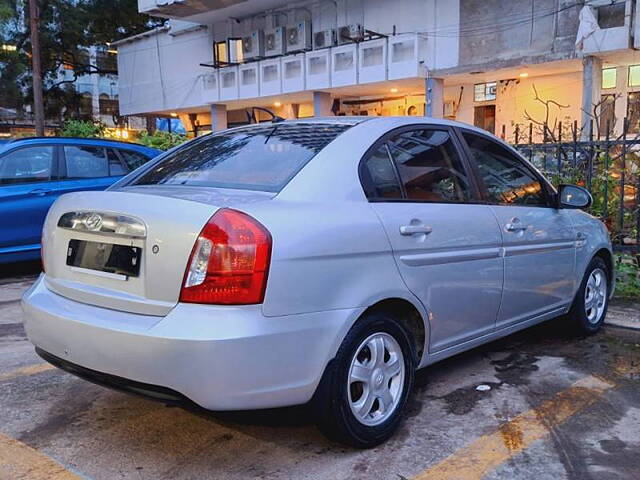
130 123 351 192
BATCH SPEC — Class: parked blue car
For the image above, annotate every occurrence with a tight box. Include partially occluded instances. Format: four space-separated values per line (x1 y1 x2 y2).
0 137 160 264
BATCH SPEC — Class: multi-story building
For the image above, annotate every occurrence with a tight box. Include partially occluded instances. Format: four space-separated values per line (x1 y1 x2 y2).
114 0 640 141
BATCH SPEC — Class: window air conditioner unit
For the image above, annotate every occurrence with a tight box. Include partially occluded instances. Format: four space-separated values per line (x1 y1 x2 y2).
338 24 363 45
313 29 336 50
443 100 456 118
242 30 264 60
286 21 312 53
264 27 286 57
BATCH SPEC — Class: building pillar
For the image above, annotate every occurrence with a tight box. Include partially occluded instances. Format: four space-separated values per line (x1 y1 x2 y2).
145 115 156 134
581 55 602 140
280 103 299 119
426 77 444 118
210 104 227 131
313 91 332 117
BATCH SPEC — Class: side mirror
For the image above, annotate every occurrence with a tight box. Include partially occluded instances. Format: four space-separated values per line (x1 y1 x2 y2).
557 184 592 209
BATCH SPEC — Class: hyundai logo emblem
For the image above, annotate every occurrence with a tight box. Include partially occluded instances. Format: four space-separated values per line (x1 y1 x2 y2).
83 213 103 231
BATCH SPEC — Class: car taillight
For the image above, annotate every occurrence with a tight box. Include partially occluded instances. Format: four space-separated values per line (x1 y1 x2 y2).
180 209 272 305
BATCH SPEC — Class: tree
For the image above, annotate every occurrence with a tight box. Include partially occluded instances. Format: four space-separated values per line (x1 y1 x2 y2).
0 0 164 121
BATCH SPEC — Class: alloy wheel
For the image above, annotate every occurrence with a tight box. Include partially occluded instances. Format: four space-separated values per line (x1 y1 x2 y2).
584 268 607 324
347 332 405 426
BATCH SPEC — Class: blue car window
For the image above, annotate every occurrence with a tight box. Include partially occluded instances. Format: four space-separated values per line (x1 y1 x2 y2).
0 146 55 185
118 149 150 170
64 146 109 178
107 148 128 176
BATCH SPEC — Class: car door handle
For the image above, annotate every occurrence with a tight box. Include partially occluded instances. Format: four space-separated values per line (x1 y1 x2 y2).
400 225 433 236
505 222 528 232
29 188 52 196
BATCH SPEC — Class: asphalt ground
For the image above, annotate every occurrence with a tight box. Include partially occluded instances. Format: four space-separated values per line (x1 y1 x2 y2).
1 262 639 480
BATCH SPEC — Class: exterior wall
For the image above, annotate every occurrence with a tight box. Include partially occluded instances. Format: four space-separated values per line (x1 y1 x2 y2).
445 71 584 142
117 27 213 116
452 0 580 73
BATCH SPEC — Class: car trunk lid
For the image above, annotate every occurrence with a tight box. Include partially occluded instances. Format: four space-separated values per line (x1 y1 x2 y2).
42 187 274 316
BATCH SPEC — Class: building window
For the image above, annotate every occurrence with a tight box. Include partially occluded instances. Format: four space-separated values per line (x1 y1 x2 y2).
602 67 617 89
629 65 640 86
627 92 640 133
96 50 117 72
474 82 497 102
599 94 616 137
99 96 119 116
596 2 625 29
80 93 93 117
214 41 227 63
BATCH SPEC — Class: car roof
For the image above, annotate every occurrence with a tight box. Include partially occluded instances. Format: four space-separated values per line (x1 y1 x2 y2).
1 136 159 152
243 116 496 137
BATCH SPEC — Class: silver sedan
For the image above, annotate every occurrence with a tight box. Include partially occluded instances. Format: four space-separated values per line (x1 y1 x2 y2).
22 117 613 447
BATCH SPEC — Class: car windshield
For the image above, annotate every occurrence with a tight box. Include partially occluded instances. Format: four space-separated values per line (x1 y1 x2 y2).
130 123 351 192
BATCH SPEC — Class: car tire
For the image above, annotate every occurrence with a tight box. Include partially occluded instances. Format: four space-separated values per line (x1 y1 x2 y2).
566 256 610 335
313 311 416 448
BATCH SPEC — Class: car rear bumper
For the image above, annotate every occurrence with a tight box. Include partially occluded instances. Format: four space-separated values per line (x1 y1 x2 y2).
22 275 360 410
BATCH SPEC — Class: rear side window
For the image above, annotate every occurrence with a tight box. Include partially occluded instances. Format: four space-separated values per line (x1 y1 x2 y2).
64 146 109 178
118 149 150 170
131 123 351 192
361 145 402 199
462 132 548 206
388 129 472 202
0 146 55 185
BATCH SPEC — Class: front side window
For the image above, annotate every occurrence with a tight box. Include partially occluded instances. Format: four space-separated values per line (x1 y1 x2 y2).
64 146 109 178
131 123 351 192
0 146 55 185
388 129 472 203
462 132 547 206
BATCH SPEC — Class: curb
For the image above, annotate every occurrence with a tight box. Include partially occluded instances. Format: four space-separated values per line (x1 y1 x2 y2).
606 300 640 331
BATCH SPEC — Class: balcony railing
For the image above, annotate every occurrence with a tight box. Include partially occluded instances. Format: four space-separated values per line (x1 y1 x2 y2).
201 34 427 104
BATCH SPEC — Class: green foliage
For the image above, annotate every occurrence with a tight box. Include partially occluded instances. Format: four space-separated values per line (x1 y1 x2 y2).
615 254 640 299
1 0 165 120
59 120 104 138
527 146 639 244
138 131 188 151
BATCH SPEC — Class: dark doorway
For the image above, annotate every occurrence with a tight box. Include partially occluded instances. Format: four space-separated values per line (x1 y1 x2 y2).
474 105 496 134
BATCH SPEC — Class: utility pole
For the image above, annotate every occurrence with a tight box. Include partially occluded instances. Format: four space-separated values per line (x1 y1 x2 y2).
28 0 45 136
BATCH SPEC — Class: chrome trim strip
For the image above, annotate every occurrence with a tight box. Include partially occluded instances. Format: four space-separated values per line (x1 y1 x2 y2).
58 211 146 238
400 246 502 267
503 241 575 257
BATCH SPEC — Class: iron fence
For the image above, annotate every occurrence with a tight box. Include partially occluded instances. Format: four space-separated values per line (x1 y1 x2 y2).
509 119 640 251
